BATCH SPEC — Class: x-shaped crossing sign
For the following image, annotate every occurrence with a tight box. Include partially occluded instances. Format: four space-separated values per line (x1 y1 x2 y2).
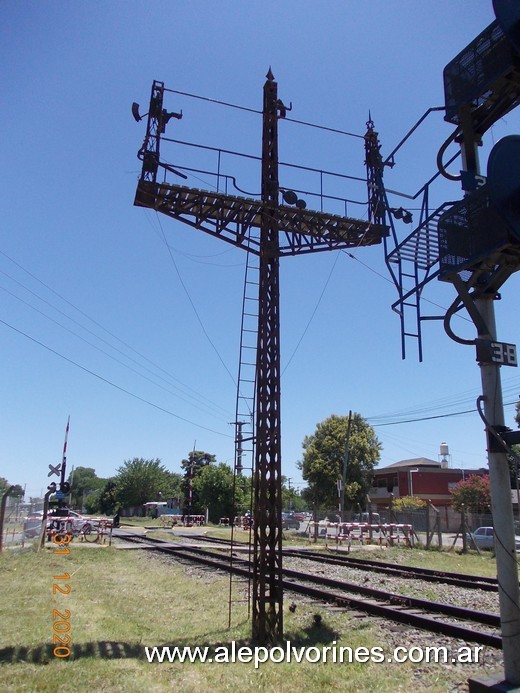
48 463 62 477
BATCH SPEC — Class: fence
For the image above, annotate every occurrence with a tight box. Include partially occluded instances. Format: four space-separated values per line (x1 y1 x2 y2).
303 504 516 549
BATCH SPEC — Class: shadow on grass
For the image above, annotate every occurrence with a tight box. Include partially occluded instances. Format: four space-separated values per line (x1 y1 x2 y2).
0 616 341 664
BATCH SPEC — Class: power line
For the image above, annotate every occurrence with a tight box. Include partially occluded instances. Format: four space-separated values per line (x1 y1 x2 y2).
154 212 238 389
167 88 365 139
0 317 232 438
0 249 230 417
0 282 230 423
369 400 518 427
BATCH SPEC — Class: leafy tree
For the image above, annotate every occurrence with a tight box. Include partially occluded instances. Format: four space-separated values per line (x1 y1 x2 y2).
450 474 491 513
115 458 181 509
299 413 381 513
0 478 24 498
99 480 119 515
192 463 249 522
181 450 216 473
281 478 306 512
68 466 106 509
84 488 102 514
181 450 215 512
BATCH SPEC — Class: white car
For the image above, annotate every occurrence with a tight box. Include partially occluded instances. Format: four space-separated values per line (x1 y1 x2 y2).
23 512 44 538
467 526 520 551
24 510 86 538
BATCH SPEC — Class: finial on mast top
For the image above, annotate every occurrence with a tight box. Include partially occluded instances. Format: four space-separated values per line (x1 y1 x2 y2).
266 67 275 82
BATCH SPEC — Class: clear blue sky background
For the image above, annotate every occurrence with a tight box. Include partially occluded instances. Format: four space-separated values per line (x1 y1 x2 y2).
2 1 519 500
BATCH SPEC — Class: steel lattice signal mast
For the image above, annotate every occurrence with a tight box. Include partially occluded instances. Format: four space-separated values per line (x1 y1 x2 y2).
133 71 388 643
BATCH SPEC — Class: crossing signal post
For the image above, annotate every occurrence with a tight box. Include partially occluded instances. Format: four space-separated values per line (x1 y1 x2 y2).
438 2 520 687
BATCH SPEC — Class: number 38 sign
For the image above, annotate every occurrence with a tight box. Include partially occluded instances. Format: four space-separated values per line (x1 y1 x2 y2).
476 339 518 367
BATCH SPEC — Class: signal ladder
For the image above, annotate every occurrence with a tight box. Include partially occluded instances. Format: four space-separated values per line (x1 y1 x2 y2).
386 205 449 360
228 228 259 626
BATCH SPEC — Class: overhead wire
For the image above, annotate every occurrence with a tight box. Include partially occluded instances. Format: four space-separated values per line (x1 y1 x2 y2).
0 317 232 438
166 88 365 139
153 211 238 389
0 249 232 418
369 399 518 427
0 282 230 424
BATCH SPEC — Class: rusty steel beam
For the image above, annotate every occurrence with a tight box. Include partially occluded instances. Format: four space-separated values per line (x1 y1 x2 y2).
252 70 284 645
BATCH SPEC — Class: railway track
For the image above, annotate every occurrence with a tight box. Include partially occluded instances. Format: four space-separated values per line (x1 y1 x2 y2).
176 532 499 592
114 531 502 649
284 548 499 592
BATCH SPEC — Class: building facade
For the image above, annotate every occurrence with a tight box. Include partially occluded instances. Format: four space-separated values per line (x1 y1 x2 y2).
368 457 488 509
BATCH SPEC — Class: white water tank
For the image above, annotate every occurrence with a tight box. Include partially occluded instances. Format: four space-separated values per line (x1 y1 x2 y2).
440 442 450 468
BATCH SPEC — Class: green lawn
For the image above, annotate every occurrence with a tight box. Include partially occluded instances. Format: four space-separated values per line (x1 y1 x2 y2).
0 542 500 692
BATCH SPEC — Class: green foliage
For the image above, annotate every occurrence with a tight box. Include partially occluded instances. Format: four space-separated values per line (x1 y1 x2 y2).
450 474 491 513
68 466 106 509
191 462 248 522
181 450 216 473
115 458 182 509
0 478 23 498
83 488 102 514
299 413 381 511
99 480 119 515
181 450 216 511
282 482 306 512
392 495 426 511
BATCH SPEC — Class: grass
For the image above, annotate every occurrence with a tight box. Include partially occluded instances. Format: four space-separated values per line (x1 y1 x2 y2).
347 543 499 579
0 541 500 692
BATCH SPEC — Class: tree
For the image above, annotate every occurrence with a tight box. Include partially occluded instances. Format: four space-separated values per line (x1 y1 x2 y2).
83 488 102 515
9 484 24 498
181 450 215 512
192 463 249 522
299 413 381 512
450 474 491 513
68 467 106 510
0 478 24 498
99 480 119 515
115 458 181 509
281 478 306 512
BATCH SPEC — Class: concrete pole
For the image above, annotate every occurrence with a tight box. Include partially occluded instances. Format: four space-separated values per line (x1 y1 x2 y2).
476 296 520 685
455 106 520 685
0 487 15 553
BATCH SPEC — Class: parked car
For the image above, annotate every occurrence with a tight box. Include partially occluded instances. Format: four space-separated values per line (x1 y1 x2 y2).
282 512 300 530
282 513 300 529
24 509 87 539
23 512 44 538
466 526 520 551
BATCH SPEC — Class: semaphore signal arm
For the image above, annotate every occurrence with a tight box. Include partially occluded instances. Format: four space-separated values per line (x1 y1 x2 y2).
134 179 387 257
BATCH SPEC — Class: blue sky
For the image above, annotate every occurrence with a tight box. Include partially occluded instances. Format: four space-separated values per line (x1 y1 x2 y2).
2 1 519 500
